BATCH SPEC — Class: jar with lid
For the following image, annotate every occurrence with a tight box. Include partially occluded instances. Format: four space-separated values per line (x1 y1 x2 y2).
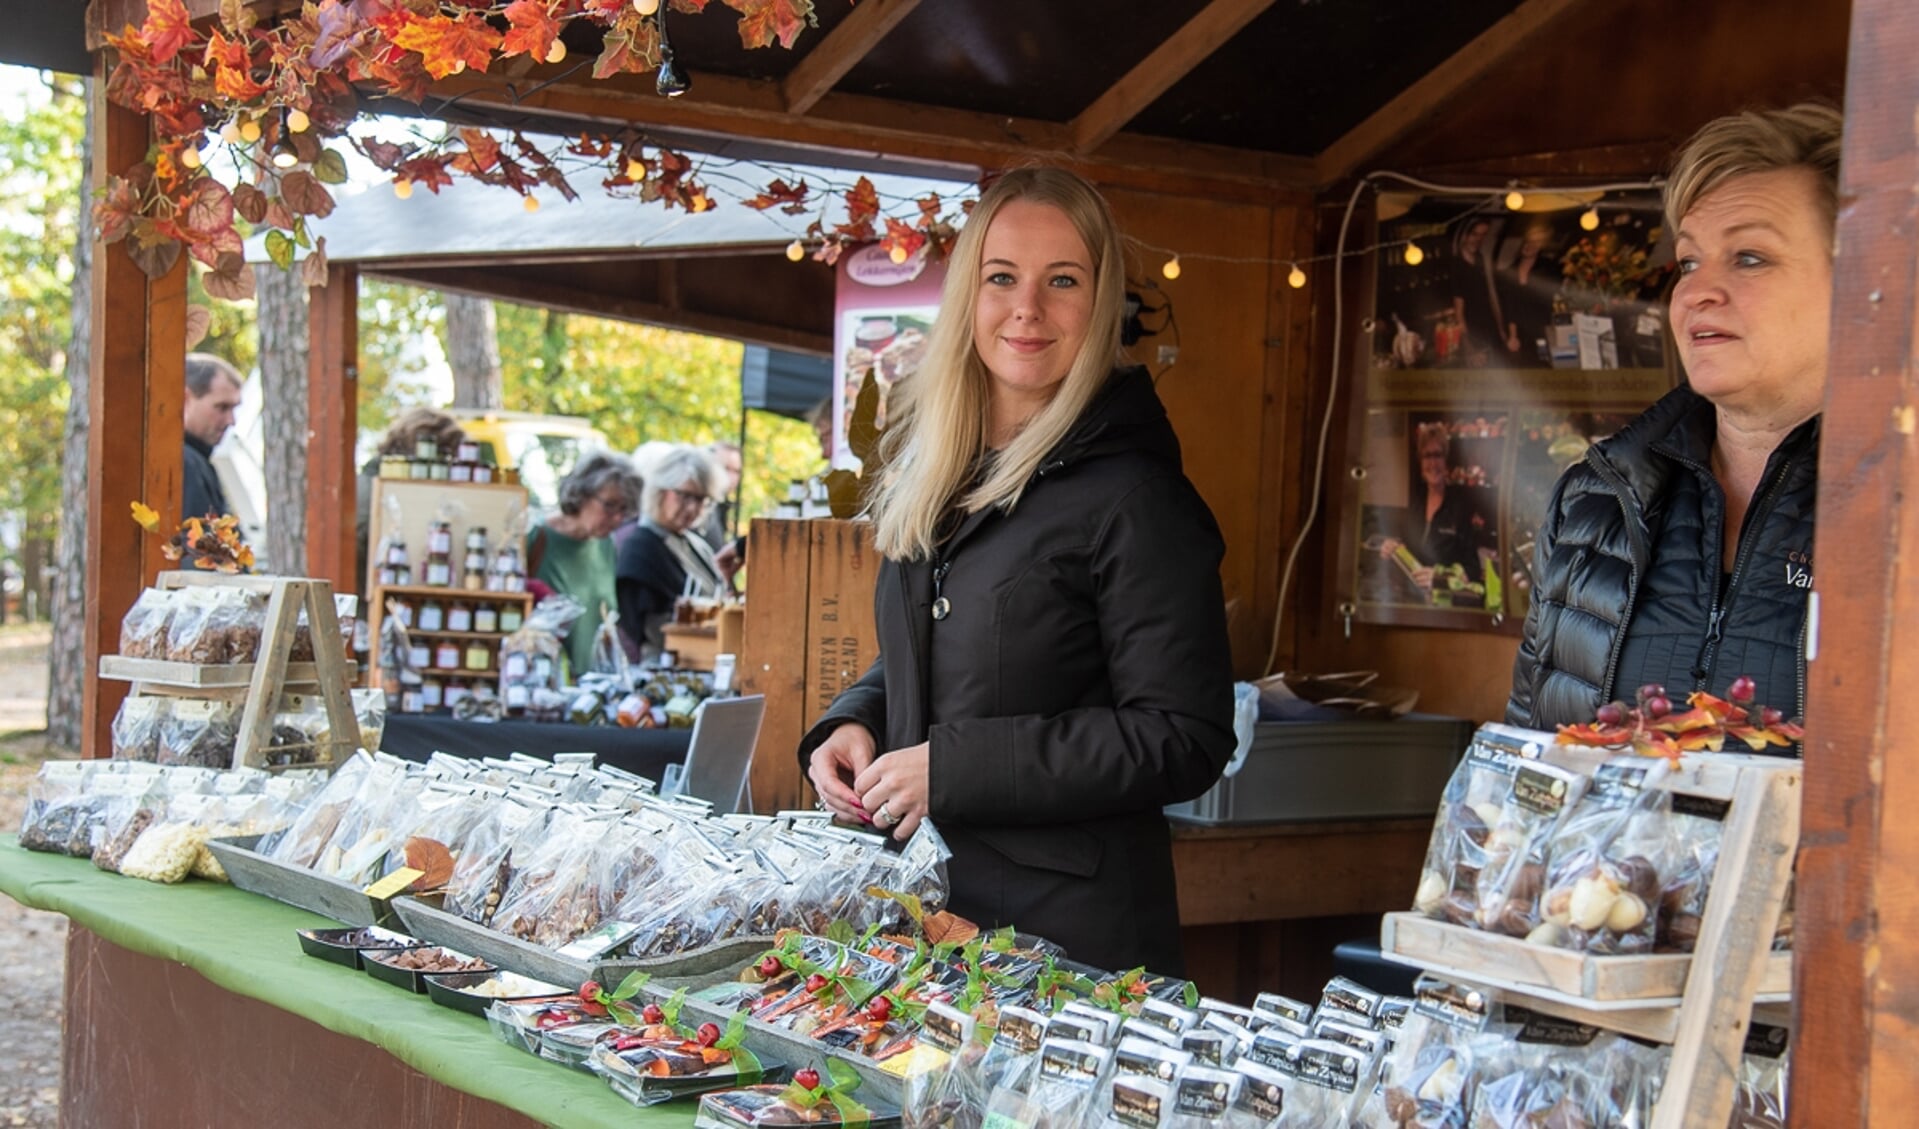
384 540 411 569
423 554 453 588
448 461 473 484
502 651 530 681
474 604 499 633
472 462 495 484
407 638 432 671
434 641 460 670
462 553 487 591
428 459 450 481
456 440 481 464
498 604 523 633
447 601 474 633
416 598 445 633
420 677 444 711
444 679 471 710
414 435 440 461
426 521 453 556
464 641 491 671
389 598 416 629
408 458 431 480
379 455 408 479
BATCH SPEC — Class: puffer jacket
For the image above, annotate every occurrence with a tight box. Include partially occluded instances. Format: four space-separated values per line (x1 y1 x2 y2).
796 366 1237 975
1506 384 1817 734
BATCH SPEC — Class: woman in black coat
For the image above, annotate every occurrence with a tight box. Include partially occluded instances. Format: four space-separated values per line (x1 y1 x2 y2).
796 168 1236 975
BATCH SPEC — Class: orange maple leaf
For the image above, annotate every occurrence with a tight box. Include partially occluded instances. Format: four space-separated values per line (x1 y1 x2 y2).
1555 723 1631 747
391 10 502 80
145 0 196 65
450 128 503 175
501 0 563 59
730 0 813 49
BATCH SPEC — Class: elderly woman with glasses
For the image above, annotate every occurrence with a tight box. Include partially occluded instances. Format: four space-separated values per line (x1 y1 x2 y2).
527 450 643 678
616 444 727 662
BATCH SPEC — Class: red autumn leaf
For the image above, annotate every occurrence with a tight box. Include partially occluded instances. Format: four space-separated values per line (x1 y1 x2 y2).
1651 707 1718 734
400 156 456 194
95 176 144 244
391 10 502 79
581 0 627 21
1686 691 1747 725
262 199 298 233
839 175 879 238
279 170 337 218
501 0 563 59
202 252 257 301
1630 730 1683 763
356 137 414 171
450 127 503 175
915 193 942 227
744 177 810 213
177 178 236 239
1555 723 1631 747
881 217 926 260
185 304 212 349
309 0 368 68
536 165 579 202
144 0 195 64
126 221 183 280
593 9 657 79
728 0 814 49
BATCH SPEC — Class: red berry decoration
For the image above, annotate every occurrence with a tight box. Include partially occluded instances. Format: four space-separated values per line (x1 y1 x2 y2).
757 955 783 979
1728 676 1757 704
696 1022 721 1047
579 979 602 1001
1595 701 1626 727
1127 980 1149 997
1761 706 1785 727
1637 683 1666 702
866 996 893 1021
641 1003 664 1025
805 973 830 994
1644 695 1673 719
579 999 609 1017
794 1068 821 1091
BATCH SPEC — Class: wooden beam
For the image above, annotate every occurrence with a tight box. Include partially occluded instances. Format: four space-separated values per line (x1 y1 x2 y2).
82 73 184 760
1791 0 1919 1121
1069 0 1277 154
304 264 358 592
780 0 921 116
1312 0 1588 183
426 68 1316 202
371 266 834 355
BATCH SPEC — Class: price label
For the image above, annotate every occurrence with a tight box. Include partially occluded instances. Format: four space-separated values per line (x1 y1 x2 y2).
363 867 425 900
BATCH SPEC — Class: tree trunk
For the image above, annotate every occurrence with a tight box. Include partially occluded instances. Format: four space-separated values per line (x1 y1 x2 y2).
45 84 93 749
257 261 309 576
444 292 503 409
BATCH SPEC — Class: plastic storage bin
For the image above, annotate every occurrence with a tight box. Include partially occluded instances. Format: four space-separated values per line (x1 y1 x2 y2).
1165 713 1473 824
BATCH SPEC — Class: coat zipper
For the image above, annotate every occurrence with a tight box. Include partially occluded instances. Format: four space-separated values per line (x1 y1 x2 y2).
1682 455 1794 692
1587 454 1647 704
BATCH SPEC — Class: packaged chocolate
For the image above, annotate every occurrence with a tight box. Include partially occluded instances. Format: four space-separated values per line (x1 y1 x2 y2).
90 777 165 874
1538 759 1674 953
1412 726 1556 928
164 585 265 664
695 1083 900 1129
258 750 375 866
1169 1066 1241 1129
901 1000 980 1128
1279 1039 1375 1128
1099 1075 1171 1128
1471 758 1588 938
18 761 93 853
1729 1024 1789 1128
590 1025 783 1108
1223 1060 1288 1129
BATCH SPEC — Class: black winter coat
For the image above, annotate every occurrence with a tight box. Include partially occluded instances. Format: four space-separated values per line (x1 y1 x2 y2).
1507 385 1818 732
183 434 231 522
796 366 1237 974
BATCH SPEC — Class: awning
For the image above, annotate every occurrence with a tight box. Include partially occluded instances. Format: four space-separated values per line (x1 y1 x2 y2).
740 345 833 421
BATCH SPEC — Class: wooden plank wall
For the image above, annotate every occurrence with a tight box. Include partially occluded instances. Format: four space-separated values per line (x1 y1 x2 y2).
1791 0 1919 1120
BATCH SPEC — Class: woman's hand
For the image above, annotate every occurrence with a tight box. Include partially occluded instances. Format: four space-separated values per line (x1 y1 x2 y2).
855 742 930 842
807 723 877 825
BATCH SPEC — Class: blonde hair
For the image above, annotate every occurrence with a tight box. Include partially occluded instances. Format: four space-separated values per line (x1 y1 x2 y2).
868 166 1127 560
1665 102 1843 243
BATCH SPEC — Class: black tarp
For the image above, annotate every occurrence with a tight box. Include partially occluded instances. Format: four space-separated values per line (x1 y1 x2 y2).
740 344 833 421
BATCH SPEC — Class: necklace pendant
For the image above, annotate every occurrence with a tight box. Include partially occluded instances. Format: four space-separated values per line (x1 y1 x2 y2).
931 596 951 621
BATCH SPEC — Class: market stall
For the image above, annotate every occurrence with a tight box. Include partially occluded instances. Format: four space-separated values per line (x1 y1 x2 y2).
6 0 1915 1122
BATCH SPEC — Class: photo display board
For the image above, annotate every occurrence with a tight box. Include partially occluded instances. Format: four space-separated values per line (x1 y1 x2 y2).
1340 188 1678 632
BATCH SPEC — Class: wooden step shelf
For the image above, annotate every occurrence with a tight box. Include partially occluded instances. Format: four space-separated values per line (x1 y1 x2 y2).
100 655 359 688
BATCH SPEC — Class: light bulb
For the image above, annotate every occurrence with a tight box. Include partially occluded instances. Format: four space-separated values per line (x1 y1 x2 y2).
286 107 310 133
636 0 660 13
394 179 414 200
888 244 909 265
524 195 541 213
786 240 806 262
1580 207 1601 231
1162 256 1181 280
239 117 262 143
180 147 203 170
1404 243 1424 266
271 145 299 169
1288 265 1307 289
626 158 646 180
1504 190 1525 211
220 120 242 144
546 39 567 63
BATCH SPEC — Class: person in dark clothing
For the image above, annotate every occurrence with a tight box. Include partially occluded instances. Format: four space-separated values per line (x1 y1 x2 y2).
1497 216 1563 367
795 168 1236 975
615 444 726 662
183 353 243 521
1446 218 1503 364
1378 421 1495 604
1508 104 1840 736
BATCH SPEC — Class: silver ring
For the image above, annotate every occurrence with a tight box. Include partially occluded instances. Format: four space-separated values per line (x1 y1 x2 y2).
874 802 894 827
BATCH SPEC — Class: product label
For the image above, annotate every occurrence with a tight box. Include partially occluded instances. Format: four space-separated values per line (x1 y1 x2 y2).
556 920 646 959
1318 977 1381 1019
1514 1011 1602 1047
1233 1067 1285 1119
1512 764 1574 815
1465 744 1524 776
1314 1020 1384 1056
1255 992 1316 1025
1377 997 1413 1031
1110 1078 1168 1127
922 1003 974 1053
994 1008 1047 1055
1744 1022 1791 1059
1044 1016 1104 1048
1112 1038 1186 1082
1179 1029 1228 1067
1173 1069 1238 1117
1295 1043 1364 1094
1245 1029 1301 1075
363 866 424 899
1589 760 1656 807
1136 999 1198 1034
1037 1039 1108 1084
1201 1014 1255 1054
1672 793 1733 821
1313 1002 1374 1031
1059 1002 1122 1044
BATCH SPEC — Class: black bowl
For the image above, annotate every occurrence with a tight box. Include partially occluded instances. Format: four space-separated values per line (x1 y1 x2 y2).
297 925 424 970
424 970 569 1017
364 946 495 993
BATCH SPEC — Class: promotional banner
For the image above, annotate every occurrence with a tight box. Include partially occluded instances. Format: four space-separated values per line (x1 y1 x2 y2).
831 243 946 469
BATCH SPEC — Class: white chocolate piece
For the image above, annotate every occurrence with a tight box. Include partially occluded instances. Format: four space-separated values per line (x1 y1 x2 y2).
1417 1055 1464 1104
1606 891 1648 933
1568 874 1619 932
1414 870 1448 913
1470 802 1504 829
1526 922 1569 948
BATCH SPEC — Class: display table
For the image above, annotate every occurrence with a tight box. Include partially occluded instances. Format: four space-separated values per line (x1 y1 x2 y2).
0 838 690 1129
381 715 690 781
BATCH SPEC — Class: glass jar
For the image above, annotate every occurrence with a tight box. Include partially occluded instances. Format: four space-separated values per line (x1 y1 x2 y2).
445 679 471 710
379 455 408 479
427 521 453 556
385 541 410 568
502 651 530 680
414 436 439 461
406 640 431 670
416 599 445 633
389 599 415 628
474 604 499 633
456 440 481 464
462 555 487 591
434 641 460 670
424 555 452 587
472 463 494 484
448 461 473 484
428 459 450 481
466 527 489 553
408 458 431 480
497 604 523 633
447 602 473 633
464 642 491 671
420 677 444 710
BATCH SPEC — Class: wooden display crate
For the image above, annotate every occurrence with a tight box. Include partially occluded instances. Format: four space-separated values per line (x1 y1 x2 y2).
1381 746 1800 1129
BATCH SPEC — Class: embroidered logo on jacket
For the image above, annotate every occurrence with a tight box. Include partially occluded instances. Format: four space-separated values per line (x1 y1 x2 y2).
1785 549 1813 590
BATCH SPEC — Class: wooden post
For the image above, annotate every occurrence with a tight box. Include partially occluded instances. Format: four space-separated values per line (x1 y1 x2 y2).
740 519 815 814
306 263 359 591
81 77 184 761
1791 1 1919 1121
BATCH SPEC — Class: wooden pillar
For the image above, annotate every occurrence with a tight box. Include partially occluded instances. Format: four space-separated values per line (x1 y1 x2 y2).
1791 2 1919 1121
305 263 360 591
80 78 184 761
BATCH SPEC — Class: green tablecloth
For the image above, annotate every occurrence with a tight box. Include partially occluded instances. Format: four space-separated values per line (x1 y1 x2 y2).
0 836 688 1129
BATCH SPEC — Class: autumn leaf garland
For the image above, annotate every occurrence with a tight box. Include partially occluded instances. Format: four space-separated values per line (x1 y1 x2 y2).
95 0 971 287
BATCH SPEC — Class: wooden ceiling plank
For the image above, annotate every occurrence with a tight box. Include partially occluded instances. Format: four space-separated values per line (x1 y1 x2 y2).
374 266 835 356
1069 0 1279 154
1312 0 1589 183
781 0 922 116
428 68 1317 200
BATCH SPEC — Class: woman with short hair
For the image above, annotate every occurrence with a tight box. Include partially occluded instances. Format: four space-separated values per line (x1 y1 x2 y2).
615 444 726 662
527 450 643 678
1508 103 1841 734
796 167 1235 973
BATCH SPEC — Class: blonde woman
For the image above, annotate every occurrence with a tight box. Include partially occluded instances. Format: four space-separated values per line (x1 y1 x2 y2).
796 167 1235 974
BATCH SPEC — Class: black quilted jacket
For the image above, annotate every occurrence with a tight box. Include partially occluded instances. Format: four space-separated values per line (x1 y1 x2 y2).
1506 385 1818 736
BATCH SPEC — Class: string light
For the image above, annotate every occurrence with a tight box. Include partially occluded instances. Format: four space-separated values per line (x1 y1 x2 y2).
1161 256 1181 280
286 107 310 133
1580 207 1602 231
239 116 262 143
524 194 541 213
888 244 910 264
546 39 567 63
1403 242 1424 266
179 146 202 170
1504 189 1526 210
270 135 300 169
219 120 242 144
1288 264 1307 289
636 0 660 12
393 179 414 199
786 240 806 262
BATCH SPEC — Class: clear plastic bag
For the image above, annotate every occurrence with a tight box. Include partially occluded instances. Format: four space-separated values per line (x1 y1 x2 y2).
119 588 180 658
260 750 375 867
313 760 422 884
1277 1039 1375 1128
91 785 165 874
165 586 265 664
265 694 332 767
444 796 551 925
118 794 213 884
1470 759 1588 938
157 698 240 769
493 812 614 947
112 696 170 761
1537 759 1673 953
1729 1026 1789 1128
1413 744 1523 927
18 761 93 853
289 594 358 662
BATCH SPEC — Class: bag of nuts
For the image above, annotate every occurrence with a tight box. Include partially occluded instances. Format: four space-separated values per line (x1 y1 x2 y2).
119 588 181 658
111 696 171 761
165 586 266 664
1536 759 1674 954
90 779 166 874
158 698 240 769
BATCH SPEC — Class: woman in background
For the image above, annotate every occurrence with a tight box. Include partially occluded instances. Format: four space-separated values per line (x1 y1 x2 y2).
526 451 642 678
616 444 726 662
